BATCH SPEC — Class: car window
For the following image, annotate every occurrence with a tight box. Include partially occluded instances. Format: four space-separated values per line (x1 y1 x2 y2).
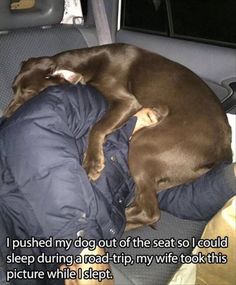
121 0 236 48
121 0 169 35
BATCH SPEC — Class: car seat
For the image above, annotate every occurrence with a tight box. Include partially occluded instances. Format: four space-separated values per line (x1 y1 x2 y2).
0 1 207 285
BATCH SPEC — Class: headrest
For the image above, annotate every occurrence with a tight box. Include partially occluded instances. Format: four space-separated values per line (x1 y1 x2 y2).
0 0 64 31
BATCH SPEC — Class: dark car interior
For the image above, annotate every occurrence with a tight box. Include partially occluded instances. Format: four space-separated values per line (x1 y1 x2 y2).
0 0 235 284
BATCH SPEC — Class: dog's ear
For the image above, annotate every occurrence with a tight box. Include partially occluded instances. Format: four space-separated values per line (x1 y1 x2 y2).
4 86 36 117
51 69 86 85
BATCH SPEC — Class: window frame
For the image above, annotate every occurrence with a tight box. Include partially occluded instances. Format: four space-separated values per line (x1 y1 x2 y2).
120 0 236 49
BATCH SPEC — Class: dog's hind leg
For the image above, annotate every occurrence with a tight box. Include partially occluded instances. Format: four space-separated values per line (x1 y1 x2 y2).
125 176 160 231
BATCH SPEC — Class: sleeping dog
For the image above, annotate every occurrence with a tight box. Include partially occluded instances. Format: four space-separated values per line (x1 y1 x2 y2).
4 43 232 230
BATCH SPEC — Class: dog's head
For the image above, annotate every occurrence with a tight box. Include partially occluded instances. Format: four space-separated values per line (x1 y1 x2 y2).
4 57 59 117
4 57 84 117
12 57 58 93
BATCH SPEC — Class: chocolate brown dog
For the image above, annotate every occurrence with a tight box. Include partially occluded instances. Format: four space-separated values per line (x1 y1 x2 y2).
4 44 232 230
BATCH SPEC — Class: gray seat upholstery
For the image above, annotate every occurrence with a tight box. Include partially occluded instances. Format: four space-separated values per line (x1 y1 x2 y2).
0 25 91 112
0 0 98 113
110 212 206 285
0 0 64 30
0 1 207 285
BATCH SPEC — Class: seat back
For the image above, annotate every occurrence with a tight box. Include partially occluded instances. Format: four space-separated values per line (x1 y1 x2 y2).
0 0 98 114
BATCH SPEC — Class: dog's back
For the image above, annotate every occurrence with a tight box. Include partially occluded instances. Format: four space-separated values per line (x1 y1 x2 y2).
124 44 231 188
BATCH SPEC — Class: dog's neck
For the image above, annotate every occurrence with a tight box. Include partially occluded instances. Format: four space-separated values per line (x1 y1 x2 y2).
54 48 109 83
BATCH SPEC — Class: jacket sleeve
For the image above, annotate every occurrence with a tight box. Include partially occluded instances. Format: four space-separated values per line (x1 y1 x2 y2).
158 163 236 221
3 96 103 255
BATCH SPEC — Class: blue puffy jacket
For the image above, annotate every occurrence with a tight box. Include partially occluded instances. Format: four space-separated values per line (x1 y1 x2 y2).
0 84 136 259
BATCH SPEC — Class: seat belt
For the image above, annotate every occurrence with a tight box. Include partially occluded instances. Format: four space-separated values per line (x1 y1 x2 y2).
91 0 113 45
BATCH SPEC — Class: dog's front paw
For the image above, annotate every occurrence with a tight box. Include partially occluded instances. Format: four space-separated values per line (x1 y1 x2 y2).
83 151 105 181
